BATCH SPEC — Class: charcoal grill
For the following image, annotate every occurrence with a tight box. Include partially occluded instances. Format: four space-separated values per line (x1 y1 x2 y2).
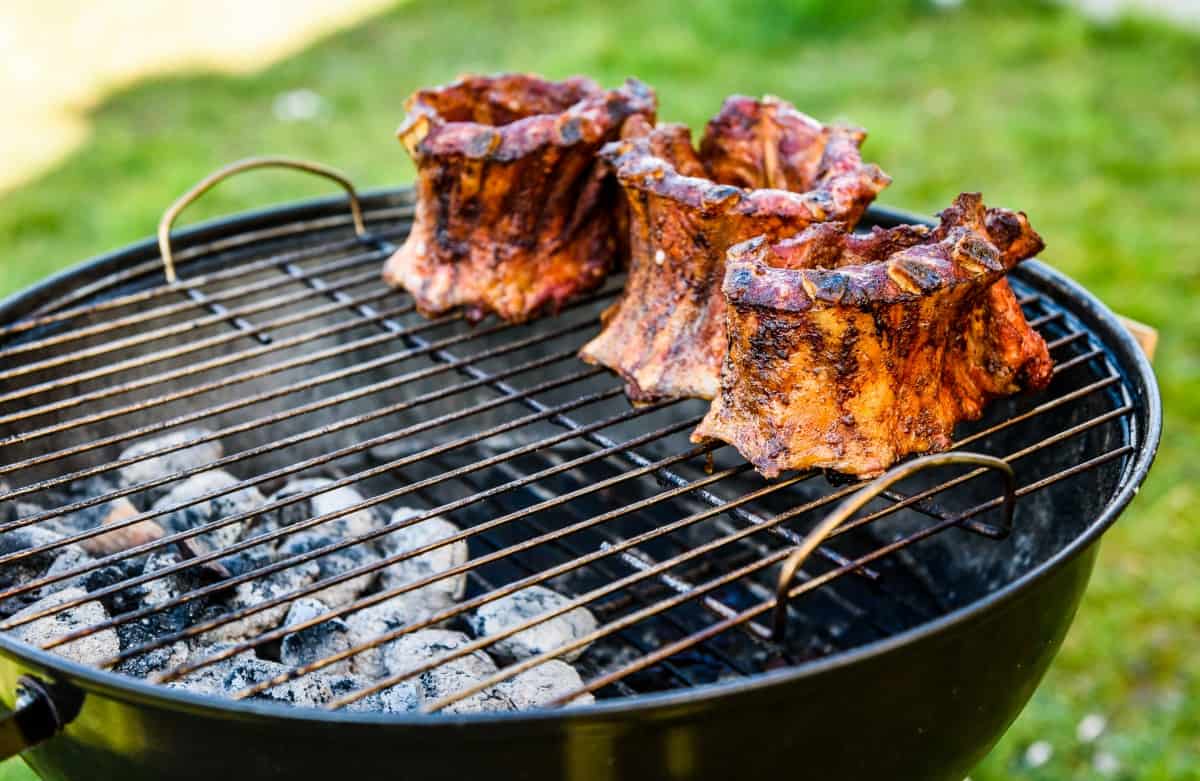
0 160 1160 780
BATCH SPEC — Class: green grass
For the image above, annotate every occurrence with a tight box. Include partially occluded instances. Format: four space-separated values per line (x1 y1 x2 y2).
0 1 1196 778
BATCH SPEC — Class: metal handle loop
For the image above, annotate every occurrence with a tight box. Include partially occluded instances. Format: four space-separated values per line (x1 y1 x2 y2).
157 156 367 284
771 452 1016 642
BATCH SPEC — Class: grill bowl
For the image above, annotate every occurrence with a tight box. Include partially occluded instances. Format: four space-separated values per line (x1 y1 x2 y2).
0 190 1160 781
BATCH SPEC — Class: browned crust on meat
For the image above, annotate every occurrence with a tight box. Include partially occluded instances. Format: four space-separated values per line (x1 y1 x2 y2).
578 95 890 402
383 74 656 323
692 193 1054 478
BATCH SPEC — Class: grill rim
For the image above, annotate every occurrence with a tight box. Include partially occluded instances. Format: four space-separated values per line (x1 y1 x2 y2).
0 191 1161 726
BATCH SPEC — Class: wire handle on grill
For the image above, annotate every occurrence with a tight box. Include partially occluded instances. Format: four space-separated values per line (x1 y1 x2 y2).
770 452 1016 642
157 156 367 284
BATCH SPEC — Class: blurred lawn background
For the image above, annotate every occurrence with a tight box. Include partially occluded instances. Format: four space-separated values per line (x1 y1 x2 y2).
0 0 1196 778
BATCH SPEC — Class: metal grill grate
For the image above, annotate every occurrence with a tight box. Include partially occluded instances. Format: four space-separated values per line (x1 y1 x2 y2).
0 191 1137 714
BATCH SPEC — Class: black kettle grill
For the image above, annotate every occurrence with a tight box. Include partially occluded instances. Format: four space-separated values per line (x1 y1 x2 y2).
0 160 1159 780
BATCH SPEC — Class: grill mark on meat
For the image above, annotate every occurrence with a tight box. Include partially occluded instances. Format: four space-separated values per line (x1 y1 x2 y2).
833 318 860 455
433 165 461 257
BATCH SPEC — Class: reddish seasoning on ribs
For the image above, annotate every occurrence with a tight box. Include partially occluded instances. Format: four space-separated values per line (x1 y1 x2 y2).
691 193 1054 478
384 74 656 323
578 96 890 402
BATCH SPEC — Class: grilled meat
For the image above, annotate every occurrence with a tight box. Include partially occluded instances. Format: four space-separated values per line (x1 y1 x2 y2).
383 74 656 323
692 193 1053 478
578 96 890 402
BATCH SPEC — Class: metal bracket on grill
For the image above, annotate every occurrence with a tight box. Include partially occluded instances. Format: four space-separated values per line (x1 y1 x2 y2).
0 675 82 761
770 452 1016 642
156 157 368 284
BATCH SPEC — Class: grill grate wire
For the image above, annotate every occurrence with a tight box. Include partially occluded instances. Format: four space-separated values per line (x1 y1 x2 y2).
0 196 1136 713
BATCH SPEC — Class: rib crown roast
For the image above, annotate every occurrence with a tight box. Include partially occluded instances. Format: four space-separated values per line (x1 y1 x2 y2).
578 95 890 402
692 193 1053 478
383 73 657 323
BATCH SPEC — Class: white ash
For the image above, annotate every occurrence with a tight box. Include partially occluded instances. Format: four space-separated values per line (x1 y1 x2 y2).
266 478 381 539
10 471 605 713
0 498 47 527
277 531 379 610
117 428 223 504
282 596 333 626
169 638 415 713
0 479 37 523
39 495 126 537
343 597 436 679
377 509 468 607
0 526 69 586
326 674 419 714
4 476 116 537
216 546 274 578
12 587 120 667
500 660 594 710
207 559 321 642
172 658 416 713
137 551 223 643
114 638 189 679
264 478 327 530
1 492 150 601
268 478 388 610
38 543 94 596
340 588 463 679
81 560 148 616
384 629 514 714
223 658 335 708
114 552 211 660
0 526 87 615
142 550 207 607
280 598 353 676
66 475 121 503
169 642 258 694
152 470 265 551
467 585 598 663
